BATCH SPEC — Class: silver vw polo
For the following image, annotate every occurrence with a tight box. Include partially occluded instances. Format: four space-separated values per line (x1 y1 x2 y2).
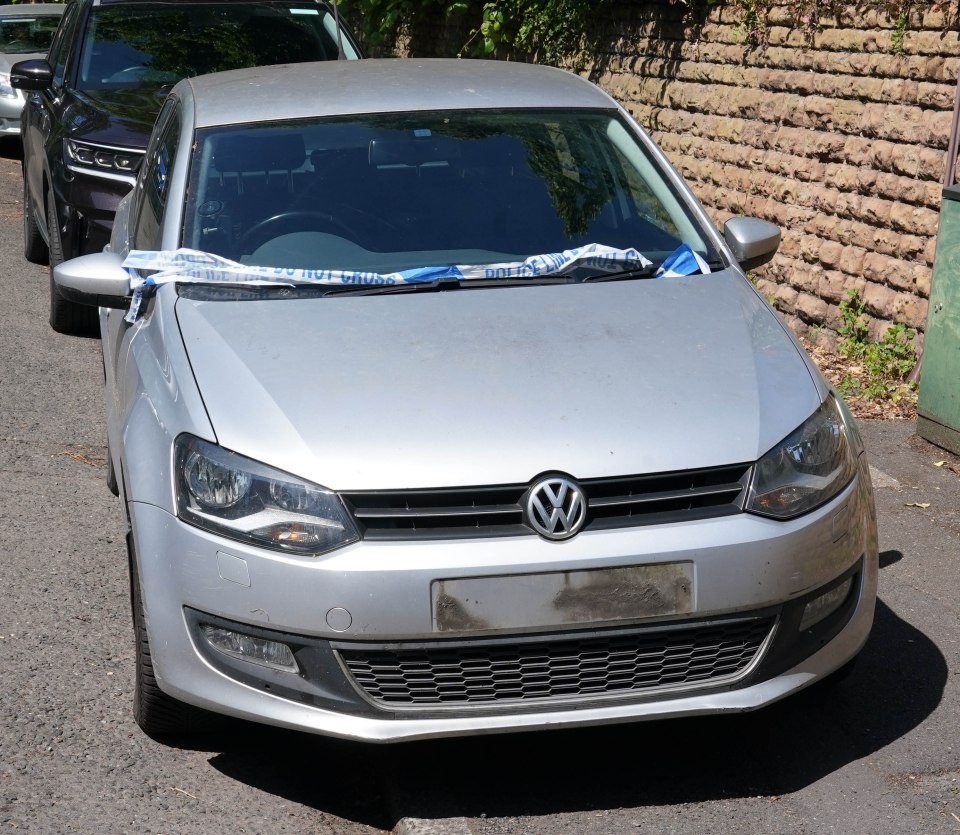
55 58 878 743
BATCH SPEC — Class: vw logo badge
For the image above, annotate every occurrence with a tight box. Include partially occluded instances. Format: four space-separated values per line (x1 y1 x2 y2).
526 476 586 541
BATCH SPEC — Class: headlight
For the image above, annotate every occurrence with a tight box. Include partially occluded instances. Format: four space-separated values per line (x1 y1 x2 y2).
0 73 16 100
746 396 857 520
175 435 360 556
64 139 143 180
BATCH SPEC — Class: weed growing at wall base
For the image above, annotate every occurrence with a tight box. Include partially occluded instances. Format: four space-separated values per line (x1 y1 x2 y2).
837 289 918 404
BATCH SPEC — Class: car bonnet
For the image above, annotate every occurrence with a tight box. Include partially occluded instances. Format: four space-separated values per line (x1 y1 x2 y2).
68 88 168 148
174 270 822 491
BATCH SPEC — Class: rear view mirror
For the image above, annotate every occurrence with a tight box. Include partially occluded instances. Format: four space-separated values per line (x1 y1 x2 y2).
53 251 131 310
723 217 781 271
10 59 53 92
368 136 461 169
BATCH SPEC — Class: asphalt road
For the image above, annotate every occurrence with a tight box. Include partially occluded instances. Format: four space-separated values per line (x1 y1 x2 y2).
1 139 959 835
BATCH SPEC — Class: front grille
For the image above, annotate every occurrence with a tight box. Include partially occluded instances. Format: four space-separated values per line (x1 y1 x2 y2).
336 616 773 708
340 463 750 540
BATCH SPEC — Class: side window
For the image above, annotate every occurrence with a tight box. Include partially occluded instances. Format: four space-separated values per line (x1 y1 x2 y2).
133 99 181 251
49 1 83 89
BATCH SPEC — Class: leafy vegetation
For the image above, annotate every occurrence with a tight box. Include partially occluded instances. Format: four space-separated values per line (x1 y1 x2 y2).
836 289 918 403
671 0 955 51
339 0 957 62
341 0 601 61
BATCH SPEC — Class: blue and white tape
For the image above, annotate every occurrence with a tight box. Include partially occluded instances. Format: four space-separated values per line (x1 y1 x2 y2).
121 243 707 322
656 243 711 279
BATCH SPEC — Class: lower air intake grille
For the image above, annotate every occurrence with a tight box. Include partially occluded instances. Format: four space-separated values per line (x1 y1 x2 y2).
336 617 773 708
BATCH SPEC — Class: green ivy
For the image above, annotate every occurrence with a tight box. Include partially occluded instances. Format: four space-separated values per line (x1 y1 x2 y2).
890 6 910 52
339 0 954 66
672 0 949 51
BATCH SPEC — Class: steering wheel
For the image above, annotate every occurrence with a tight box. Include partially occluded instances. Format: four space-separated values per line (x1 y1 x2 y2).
106 66 179 84
105 66 146 81
239 210 355 253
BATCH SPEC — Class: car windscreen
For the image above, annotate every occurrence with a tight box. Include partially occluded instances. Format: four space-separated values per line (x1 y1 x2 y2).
0 14 60 55
182 109 717 278
76 2 354 92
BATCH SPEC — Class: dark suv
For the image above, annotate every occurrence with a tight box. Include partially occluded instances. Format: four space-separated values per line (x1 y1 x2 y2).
12 0 361 334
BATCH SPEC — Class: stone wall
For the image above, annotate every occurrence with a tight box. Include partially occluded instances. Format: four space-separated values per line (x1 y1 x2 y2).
583 1 959 347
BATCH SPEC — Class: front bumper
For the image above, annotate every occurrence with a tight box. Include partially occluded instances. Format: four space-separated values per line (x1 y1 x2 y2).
129 460 878 742
55 166 134 258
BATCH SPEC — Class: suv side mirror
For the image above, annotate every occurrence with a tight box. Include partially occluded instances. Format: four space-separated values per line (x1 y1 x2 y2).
723 217 781 271
10 59 53 92
53 251 132 310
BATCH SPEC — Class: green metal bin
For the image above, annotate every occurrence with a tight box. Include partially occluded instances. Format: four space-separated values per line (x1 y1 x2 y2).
918 183 960 455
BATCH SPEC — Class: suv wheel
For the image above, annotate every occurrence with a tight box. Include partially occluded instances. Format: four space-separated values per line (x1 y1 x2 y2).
23 175 48 265
47 193 98 336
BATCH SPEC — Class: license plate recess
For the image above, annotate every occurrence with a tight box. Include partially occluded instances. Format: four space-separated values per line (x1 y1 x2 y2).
432 563 694 632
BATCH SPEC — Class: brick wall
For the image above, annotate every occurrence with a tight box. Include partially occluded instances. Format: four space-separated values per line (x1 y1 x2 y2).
582 0 959 347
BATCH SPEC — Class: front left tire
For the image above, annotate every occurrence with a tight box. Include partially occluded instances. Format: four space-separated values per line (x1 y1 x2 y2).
129 535 207 740
23 173 48 265
46 192 98 336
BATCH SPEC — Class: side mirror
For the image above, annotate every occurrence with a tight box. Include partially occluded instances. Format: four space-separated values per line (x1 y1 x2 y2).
10 59 53 92
723 217 781 272
54 251 132 310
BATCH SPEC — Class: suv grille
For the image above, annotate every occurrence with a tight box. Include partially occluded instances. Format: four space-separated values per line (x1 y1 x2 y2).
340 463 750 541
336 616 773 708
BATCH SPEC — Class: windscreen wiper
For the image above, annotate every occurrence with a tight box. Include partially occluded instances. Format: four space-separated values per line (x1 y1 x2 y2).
580 264 660 282
321 275 572 296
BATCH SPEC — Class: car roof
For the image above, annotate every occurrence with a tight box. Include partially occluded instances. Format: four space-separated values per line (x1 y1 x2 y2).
182 59 618 129
0 4 65 17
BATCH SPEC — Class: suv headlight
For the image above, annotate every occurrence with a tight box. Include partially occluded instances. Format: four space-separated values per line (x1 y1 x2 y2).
65 139 142 180
746 396 857 520
174 434 359 556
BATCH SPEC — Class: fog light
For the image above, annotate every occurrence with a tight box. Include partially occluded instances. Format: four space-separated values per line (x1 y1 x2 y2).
799 577 853 631
200 624 299 672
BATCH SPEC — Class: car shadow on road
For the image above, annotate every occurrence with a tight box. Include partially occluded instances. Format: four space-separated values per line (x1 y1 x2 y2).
0 136 23 162
203 593 946 830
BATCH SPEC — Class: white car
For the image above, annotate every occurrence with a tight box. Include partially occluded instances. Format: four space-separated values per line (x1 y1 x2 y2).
0 4 63 135
54 58 878 743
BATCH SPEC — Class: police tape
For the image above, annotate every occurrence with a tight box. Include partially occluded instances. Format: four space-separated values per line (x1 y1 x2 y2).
658 244 711 278
121 243 708 321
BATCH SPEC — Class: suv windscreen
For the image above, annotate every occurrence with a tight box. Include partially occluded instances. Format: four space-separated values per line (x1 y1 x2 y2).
0 14 60 54
77 2 354 92
183 109 717 277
